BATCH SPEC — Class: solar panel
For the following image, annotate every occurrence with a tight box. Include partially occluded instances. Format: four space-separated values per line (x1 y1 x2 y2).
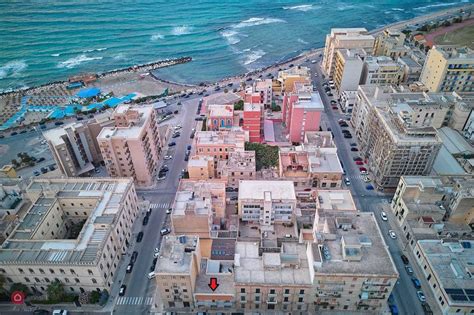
468 295 474 301
465 289 474 295
451 295 468 302
445 288 464 294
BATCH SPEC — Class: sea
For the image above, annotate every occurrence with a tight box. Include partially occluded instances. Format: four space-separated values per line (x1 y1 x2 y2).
0 0 471 92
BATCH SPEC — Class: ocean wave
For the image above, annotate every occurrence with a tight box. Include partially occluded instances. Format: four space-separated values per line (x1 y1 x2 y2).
337 4 355 11
57 54 103 69
414 2 460 11
233 17 286 29
392 8 405 11
171 25 193 36
0 60 28 79
83 47 107 53
221 29 240 45
243 49 266 66
151 33 164 41
282 4 315 12
113 53 126 61
297 38 309 45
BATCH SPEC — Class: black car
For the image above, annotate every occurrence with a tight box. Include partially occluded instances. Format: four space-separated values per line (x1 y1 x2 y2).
142 216 149 226
187 145 192 151
168 142 176 147
131 251 138 263
350 148 359 152
119 285 127 296
38 157 45 162
401 254 409 265
54 121 64 126
172 132 180 138
160 166 169 172
11 132 18 136
353 157 363 161
136 231 144 242
225 187 234 192
48 164 56 171
174 110 179 114
33 310 50 315
350 143 357 147
184 155 189 162
20 130 27 134
40 167 48 174
195 117 204 121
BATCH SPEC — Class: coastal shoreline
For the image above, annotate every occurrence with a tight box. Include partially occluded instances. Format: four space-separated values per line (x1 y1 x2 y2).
1 4 473 98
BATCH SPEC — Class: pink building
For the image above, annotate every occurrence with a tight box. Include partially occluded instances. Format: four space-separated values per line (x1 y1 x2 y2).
97 104 162 187
207 105 234 130
282 83 324 143
242 103 263 143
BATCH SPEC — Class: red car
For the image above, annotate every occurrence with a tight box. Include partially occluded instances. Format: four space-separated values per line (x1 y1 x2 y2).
355 161 364 165
332 106 338 110
359 167 367 172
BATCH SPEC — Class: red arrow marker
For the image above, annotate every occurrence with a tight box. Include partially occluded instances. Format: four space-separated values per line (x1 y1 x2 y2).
208 277 219 291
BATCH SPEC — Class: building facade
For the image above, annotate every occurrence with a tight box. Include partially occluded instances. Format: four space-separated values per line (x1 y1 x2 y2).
243 103 263 143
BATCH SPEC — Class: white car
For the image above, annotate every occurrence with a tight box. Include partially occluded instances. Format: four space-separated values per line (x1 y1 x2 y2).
164 155 172 160
174 125 182 130
311 60 317 64
380 211 388 221
360 170 368 175
153 252 160 258
388 230 397 239
344 178 351 186
157 175 166 181
363 176 371 183
166 208 172 214
154 247 160 253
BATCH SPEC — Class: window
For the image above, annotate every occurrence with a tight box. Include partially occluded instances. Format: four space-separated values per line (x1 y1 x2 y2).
284 289 290 294
0 269 5 273
268 304 275 310
183 302 190 307
18 268 24 274
88 269 94 275
24 277 30 283
299 289 305 295
270 289 275 294
92 278 97 284
59 269 65 274
65 278 70 283
255 288 260 293
70 269 76 275
34 278 40 283
45 278 50 283
28 268 34 273
75 278 80 283
240 288 245 293
49 269 55 274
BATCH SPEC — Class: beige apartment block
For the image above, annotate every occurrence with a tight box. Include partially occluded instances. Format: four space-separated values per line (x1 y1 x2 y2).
391 175 474 227
333 48 366 96
0 177 138 295
310 210 399 312
315 190 357 212
217 151 256 188
373 28 409 58
154 235 202 311
322 28 375 77
351 86 444 188
44 115 114 176
275 66 311 95
362 56 405 86
187 155 215 180
170 179 227 241
97 104 162 187
420 46 474 93
254 79 273 107
238 180 296 227
194 128 247 162
413 240 474 315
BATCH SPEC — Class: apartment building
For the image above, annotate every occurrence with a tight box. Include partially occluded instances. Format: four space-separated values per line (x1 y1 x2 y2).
333 48 366 96
282 83 324 143
311 210 399 312
373 28 409 58
420 46 474 93
97 104 162 187
187 155 215 180
278 143 343 191
398 56 423 84
194 128 247 162
207 105 235 131
0 177 138 295
171 179 226 241
218 151 256 188
275 66 311 95
254 79 273 107
351 86 444 188
361 56 405 86
238 180 296 227
44 114 114 176
322 28 375 77
242 103 263 143
413 240 474 315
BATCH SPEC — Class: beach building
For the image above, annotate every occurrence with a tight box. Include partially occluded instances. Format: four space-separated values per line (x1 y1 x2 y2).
322 28 375 77
373 28 409 58
275 66 311 96
207 105 235 131
97 104 162 187
0 177 138 294
420 46 474 93
361 56 405 86
242 103 263 143
282 82 324 143
44 116 113 177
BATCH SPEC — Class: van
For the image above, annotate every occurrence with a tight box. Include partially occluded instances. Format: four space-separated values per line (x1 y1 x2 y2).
147 272 156 279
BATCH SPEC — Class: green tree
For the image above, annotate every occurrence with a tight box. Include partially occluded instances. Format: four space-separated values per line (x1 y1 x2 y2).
234 100 244 111
90 290 101 304
47 280 65 302
0 275 5 292
9 283 29 296
245 142 279 170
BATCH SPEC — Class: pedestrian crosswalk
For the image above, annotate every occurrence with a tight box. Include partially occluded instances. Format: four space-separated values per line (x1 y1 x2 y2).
117 296 153 305
150 203 170 209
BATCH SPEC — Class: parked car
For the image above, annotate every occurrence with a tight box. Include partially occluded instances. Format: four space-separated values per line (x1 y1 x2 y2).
40 167 48 174
416 291 426 302
380 211 388 221
164 155 172 160
401 255 409 265
136 231 144 242
363 176 371 183
343 134 352 138
353 157 363 161
350 147 358 151
366 184 374 190
350 143 357 146
166 208 172 214
33 310 50 315
187 145 192 151
131 251 138 263
405 265 413 275
160 228 171 236
142 216 149 226
355 161 364 165
359 167 367 172
126 263 133 273
119 285 126 296
388 230 397 239
344 178 351 186
10 132 18 136
411 277 421 289
168 142 176 147
225 187 234 192
54 121 64 126
422 303 433 315
332 106 338 110
48 164 56 171
172 132 180 138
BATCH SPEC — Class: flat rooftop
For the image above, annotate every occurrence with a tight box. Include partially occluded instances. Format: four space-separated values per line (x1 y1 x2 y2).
172 180 225 216
195 128 247 147
313 211 398 276
304 131 335 148
294 91 324 111
239 180 296 201
234 241 312 285
317 190 357 211
155 235 199 274
204 92 241 106
98 104 153 139
43 122 85 146
418 240 474 306
188 155 214 168
0 178 133 265
208 104 233 117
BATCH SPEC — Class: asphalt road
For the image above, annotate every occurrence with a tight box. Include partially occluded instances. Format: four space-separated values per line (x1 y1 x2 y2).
306 59 425 315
